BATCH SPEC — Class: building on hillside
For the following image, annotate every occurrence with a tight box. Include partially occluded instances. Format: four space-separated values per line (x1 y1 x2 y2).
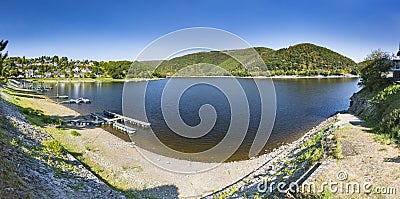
81 68 91 74
25 69 34 78
44 72 52 78
73 67 80 73
393 44 400 80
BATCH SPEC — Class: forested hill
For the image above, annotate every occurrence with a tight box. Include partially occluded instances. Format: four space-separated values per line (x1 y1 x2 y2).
151 43 357 77
3 43 358 79
261 43 357 76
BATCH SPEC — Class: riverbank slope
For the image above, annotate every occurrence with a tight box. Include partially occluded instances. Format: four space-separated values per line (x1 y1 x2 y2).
0 93 124 198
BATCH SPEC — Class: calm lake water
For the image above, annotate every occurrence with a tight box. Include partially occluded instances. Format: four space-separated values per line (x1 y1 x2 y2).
43 78 360 162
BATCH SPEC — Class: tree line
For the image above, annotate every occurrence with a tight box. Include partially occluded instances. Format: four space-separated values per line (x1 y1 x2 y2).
1 42 359 79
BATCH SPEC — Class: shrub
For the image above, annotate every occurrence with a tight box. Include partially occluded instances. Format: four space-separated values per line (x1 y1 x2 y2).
43 140 63 154
70 130 81 136
379 108 400 141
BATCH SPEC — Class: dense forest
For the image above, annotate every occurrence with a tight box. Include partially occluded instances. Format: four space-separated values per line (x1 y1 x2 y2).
2 43 358 79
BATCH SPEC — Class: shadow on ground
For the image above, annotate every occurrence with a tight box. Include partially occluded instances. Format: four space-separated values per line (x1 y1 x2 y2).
384 156 400 163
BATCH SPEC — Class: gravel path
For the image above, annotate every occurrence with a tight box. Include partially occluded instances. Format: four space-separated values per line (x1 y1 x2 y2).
315 114 400 198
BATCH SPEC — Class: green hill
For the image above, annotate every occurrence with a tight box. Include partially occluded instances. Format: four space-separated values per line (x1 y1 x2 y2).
262 43 357 76
146 43 358 77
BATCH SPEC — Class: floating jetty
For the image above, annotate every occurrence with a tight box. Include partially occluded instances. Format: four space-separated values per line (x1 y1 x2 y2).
102 111 151 128
69 111 151 134
60 98 91 104
67 110 150 136
56 95 69 99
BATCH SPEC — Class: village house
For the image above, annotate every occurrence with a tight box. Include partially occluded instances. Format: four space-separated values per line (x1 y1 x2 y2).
81 68 91 74
25 69 34 78
73 67 80 73
44 72 52 78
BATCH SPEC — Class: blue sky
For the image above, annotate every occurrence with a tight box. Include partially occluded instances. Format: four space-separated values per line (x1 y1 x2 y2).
1 0 399 62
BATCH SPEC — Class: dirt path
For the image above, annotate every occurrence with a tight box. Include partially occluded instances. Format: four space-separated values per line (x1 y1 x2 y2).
314 114 400 198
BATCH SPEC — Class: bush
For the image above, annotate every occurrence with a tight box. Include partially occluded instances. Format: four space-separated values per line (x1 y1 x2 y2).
379 108 400 141
43 140 64 154
70 130 81 136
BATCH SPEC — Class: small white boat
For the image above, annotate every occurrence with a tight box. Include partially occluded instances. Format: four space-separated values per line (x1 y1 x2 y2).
77 97 91 104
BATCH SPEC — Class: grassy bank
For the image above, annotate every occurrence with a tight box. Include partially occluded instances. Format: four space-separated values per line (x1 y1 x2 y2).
353 84 400 145
0 86 147 198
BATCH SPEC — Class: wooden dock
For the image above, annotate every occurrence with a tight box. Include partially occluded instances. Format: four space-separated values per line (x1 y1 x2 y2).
112 122 136 134
103 111 151 128
83 111 151 135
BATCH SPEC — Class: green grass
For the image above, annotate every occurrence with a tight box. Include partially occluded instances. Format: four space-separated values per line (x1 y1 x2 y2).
43 139 64 155
333 140 342 159
378 147 388 151
374 134 396 145
361 84 400 144
70 130 81 136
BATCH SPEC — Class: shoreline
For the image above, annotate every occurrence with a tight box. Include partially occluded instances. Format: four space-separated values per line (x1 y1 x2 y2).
20 77 164 83
16 74 359 83
1 83 344 197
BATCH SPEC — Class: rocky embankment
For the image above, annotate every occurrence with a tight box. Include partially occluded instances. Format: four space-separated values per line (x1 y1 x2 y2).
0 97 125 198
349 90 374 118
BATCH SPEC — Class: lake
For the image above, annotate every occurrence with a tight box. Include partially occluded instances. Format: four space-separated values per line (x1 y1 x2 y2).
42 77 360 162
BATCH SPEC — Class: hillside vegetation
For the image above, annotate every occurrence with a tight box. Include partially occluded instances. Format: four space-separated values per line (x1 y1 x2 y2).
3 43 358 79
350 50 400 145
149 43 357 77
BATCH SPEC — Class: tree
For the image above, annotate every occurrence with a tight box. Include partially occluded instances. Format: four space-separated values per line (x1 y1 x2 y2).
359 49 393 91
0 40 8 77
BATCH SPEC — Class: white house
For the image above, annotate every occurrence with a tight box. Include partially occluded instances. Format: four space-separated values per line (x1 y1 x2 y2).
25 69 34 78
44 72 52 78
59 74 66 78
65 68 71 73
73 73 80 78
81 68 91 73
73 67 80 73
